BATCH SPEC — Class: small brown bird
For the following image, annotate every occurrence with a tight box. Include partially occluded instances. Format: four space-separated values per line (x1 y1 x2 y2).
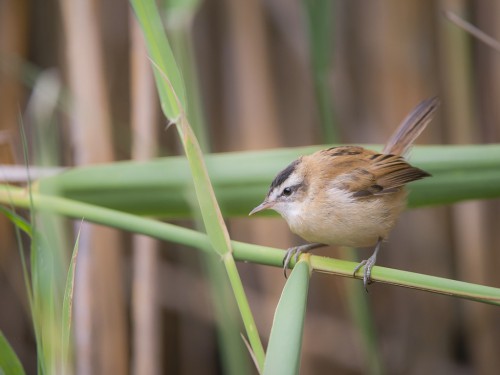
249 97 439 288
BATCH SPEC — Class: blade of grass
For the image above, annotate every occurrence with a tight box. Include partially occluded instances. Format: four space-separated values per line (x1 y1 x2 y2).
0 204 34 315
130 0 186 117
163 0 252 370
1 184 499 306
0 331 26 375
0 206 32 237
204 254 252 375
30 230 58 375
132 0 231 256
154 62 267 369
164 0 208 151
154 66 266 370
131 0 265 368
61 223 81 372
263 259 311 375
18 115 49 374
0 204 37 368
163 0 252 375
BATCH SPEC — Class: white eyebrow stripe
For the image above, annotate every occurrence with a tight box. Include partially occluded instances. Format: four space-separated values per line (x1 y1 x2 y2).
268 171 303 200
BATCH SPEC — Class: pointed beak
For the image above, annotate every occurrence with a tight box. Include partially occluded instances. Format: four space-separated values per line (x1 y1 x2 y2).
249 200 273 216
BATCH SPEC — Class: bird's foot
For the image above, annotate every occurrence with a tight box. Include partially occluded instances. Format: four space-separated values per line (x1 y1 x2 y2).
353 238 382 291
282 243 325 278
353 256 376 291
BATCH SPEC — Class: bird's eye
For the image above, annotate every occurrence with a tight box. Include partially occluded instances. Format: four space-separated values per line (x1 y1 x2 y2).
282 187 292 196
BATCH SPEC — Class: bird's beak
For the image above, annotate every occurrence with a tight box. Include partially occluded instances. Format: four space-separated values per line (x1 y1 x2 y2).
249 200 273 216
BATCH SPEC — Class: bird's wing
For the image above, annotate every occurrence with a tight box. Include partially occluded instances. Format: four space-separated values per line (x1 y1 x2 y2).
332 153 430 197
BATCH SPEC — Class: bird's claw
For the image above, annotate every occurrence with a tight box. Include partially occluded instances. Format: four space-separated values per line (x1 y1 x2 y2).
282 247 300 279
353 238 382 291
353 257 376 291
282 243 326 279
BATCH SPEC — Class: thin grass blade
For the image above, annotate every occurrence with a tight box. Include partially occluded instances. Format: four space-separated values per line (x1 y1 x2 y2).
131 0 265 369
0 206 32 237
162 0 252 371
61 223 81 371
130 0 186 118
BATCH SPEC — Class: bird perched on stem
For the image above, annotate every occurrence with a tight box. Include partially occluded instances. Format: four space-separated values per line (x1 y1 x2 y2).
249 97 439 289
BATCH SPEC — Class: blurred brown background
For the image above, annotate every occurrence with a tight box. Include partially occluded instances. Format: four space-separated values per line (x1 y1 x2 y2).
1 0 500 374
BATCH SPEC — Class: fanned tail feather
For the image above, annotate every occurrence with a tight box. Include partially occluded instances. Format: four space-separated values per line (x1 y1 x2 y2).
383 97 439 156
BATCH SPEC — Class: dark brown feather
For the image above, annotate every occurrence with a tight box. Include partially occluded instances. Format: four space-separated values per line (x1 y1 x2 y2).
333 153 430 197
323 146 364 157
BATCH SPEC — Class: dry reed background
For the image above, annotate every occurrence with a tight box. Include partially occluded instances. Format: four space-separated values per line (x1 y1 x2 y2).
1 0 500 374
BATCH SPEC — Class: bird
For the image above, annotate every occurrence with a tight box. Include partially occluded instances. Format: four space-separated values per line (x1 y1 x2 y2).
249 97 439 288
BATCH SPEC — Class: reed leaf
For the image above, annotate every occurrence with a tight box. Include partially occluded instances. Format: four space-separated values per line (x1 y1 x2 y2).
0 331 26 375
263 260 311 375
131 0 265 369
60 226 80 372
1 184 499 306
130 0 186 117
38 144 500 217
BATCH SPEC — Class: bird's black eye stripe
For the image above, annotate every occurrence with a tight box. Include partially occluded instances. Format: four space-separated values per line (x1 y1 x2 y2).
270 159 299 190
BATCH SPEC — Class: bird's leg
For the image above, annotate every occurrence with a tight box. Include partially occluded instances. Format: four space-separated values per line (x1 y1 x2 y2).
353 237 383 290
283 243 325 278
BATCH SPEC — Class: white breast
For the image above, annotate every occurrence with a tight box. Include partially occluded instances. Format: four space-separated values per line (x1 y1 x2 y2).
283 187 403 247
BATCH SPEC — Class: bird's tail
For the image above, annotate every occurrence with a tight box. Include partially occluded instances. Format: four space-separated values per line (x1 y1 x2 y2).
383 97 439 156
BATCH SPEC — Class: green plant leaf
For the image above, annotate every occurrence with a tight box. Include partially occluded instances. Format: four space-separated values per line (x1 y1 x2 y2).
0 331 26 375
310 255 500 306
162 1 251 372
263 260 311 375
61 224 81 371
1 184 500 306
39 144 500 217
131 0 265 369
130 0 186 118
0 206 32 237
151 50 267 372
